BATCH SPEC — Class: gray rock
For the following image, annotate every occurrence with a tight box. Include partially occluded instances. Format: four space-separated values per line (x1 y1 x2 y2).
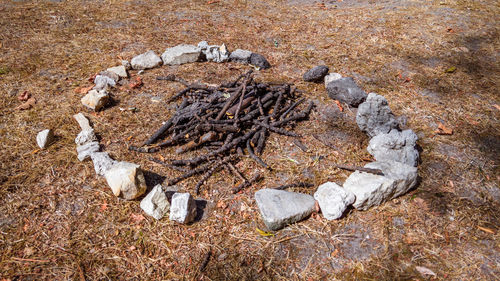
229 49 252 64
140 185 170 220
161 44 201 65
75 129 97 146
121 60 131 70
343 160 418 210
131 50 162 70
356 93 399 137
90 152 117 176
73 113 92 131
255 189 315 230
104 161 147 200
303 65 329 82
324 72 342 87
36 129 54 149
76 141 100 161
198 41 230 63
93 75 116 90
367 129 419 167
314 182 355 220
169 193 197 224
106 65 128 78
81 89 109 111
249 53 271 69
326 77 367 107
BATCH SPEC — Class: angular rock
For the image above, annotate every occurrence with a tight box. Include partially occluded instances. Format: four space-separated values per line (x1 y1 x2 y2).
73 113 92 131
303 65 329 82
198 41 230 63
90 152 117 176
161 44 201 65
131 50 162 70
249 53 271 69
367 129 419 167
106 65 128 78
169 193 197 224
343 160 418 210
104 161 147 200
255 189 315 231
229 49 252 64
75 129 97 146
314 182 355 220
140 184 170 220
36 129 54 149
76 141 100 161
356 93 399 137
93 75 116 90
81 89 109 111
326 77 367 107
324 72 342 87
121 60 131 70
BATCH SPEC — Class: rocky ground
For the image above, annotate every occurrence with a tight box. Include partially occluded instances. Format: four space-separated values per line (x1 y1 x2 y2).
0 0 499 280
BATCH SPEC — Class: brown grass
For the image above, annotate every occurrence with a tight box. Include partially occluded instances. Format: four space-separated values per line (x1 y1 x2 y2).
1 0 499 280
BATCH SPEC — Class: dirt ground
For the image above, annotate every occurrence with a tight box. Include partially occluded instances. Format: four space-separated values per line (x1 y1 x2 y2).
0 0 499 280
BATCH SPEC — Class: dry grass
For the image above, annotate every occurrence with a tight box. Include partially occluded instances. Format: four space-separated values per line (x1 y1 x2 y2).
0 0 499 280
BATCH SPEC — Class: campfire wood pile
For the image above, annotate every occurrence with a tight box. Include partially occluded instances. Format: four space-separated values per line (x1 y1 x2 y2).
129 70 314 194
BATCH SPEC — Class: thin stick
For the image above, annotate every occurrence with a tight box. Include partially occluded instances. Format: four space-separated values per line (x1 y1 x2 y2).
272 182 314 190
333 164 384 176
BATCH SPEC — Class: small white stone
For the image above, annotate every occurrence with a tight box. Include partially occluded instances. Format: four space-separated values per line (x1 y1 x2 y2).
314 182 355 220
131 50 162 70
90 152 117 176
121 60 131 70
140 185 170 220
324 72 342 87
81 89 109 111
104 162 147 200
93 75 116 90
106 65 128 78
73 113 92 131
36 129 54 149
169 193 197 224
75 129 97 146
76 141 100 161
161 44 201 65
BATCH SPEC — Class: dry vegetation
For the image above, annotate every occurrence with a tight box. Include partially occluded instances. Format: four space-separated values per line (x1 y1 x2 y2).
1 0 499 280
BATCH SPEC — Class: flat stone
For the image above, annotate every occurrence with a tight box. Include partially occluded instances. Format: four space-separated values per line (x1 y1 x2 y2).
73 113 92 131
198 41 230 63
104 162 147 200
229 49 252 64
314 182 355 220
169 193 197 224
324 72 342 87
367 129 419 167
326 77 367 107
36 129 54 149
81 89 109 111
356 93 399 137
161 44 201 65
140 185 170 220
343 160 418 210
131 50 162 70
106 65 128 78
76 141 100 161
303 65 329 82
93 75 116 90
255 189 315 231
75 129 97 146
90 152 117 176
249 53 271 69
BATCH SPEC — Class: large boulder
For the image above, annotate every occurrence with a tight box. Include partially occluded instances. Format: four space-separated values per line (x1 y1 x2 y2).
326 77 367 107
169 193 197 224
255 189 315 230
343 160 418 210
131 50 162 70
141 185 170 220
367 129 419 167
356 93 399 137
314 182 355 220
303 65 329 82
161 44 201 65
104 162 147 200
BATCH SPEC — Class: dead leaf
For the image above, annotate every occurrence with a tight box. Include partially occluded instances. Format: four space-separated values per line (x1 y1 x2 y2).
444 66 456 73
416 266 436 277
129 76 143 89
74 85 93 95
130 213 145 224
334 100 343 112
478 226 495 234
100 203 107 212
15 97 36 110
17 91 30 101
207 0 219 3
435 122 453 135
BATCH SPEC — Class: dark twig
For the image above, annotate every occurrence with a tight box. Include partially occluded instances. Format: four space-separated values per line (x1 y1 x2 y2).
232 172 261 194
272 182 314 190
333 164 384 176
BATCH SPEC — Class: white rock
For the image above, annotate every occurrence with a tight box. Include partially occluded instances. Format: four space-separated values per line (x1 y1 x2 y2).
76 141 100 161
198 42 230 63
131 50 162 70
121 60 131 70
314 182 355 220
93 75 116 90
81 89 109 111
229 49 252 64
106 65 128 78
104 162 147 200
73 113 92 131
161 44 201 65
36 129 54 149
169 193 197 224
324 73 342 87
75 129 97 146
140 185 170 220
343 160 418 210
367 129 419 167
255 189 315 231
90 152 117 176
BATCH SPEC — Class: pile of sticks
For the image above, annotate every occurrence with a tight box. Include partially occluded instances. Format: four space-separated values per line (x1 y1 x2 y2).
129 70 313 194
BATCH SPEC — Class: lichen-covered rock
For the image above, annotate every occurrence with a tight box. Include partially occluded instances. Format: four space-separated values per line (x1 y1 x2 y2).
326 77 367 107
367 129 419 167
140 185 170 220
343 160 418 210
81 89 109 111
229 49 252 64
104 162 147 200
93 74 116 90
314 182 355 220
90 152 117 176
255 189 315 230
303 65 329 82
249 53 271 69
324 72 342 87
161 44 201 65
76 141 100 161
169 193 197 223
75 129 97 146
36 129 54 149
356 93 399 137
131 50 162 70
